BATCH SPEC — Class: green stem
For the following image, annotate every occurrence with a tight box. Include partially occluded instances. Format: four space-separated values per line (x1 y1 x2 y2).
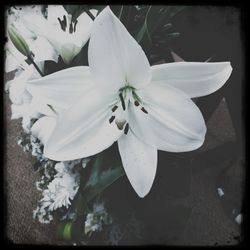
27 55 44 77
83 7 95 21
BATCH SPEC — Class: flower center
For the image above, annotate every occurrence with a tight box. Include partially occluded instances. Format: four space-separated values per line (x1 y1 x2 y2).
58 15 78 33
109 84 148 134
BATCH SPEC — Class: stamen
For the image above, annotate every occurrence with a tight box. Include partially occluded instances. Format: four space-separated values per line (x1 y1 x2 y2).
69 22 73 34
112 105 118 112
119 93 126 111
141 107 148 114
134 100 140 106
63 15 67 27
58 16 67 31
57 18 63 29
73 20 78 32
109 116 115 123
124 123 129 135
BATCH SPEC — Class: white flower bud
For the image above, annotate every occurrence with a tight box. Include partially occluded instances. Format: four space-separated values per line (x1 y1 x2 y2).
8 24 31 57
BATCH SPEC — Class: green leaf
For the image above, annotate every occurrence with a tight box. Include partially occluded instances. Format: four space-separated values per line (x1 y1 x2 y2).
136 6 186 45
63 5 86 22
83 157 125 203
73 153 125 216
57 221 73 240
136 6 153 44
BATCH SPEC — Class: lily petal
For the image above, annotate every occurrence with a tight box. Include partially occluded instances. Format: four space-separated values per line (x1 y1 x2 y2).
75 9 98 42
30 98 61 117
88 7 151 94
26 66 93 109
29 36 59 63
44 89 122 161
60 43 82 65
31 116 57 144
118 131 157 198
22 14 66 53
8 68 33 105
151 62 232 98
11 103 40 120
130 82 206 152
23 14 50 38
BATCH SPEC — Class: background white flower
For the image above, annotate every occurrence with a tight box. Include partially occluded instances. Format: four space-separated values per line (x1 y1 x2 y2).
85 201 113 235
6 65 58 133
5 5 58 73
23 5 98 64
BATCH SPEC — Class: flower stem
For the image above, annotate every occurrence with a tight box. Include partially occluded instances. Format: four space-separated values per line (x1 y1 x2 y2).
83 7 95 21
27 54 44 77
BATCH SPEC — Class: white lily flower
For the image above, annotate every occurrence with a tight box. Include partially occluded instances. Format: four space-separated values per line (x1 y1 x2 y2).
23 5 97 64
5 6 58 72
27 7 232 197
8 65 58 133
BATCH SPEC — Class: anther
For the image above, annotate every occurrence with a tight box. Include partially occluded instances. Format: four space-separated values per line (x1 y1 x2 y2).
109 116 115 123
112 105 118 112
119 93 126 111
134 100 140 106
141 107 148 114
124 123 129 135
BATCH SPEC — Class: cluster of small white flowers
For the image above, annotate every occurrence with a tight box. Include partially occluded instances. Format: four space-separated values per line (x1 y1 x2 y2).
33 159 90 224
33 204 53 224
17 133 46 162
85 201 113 235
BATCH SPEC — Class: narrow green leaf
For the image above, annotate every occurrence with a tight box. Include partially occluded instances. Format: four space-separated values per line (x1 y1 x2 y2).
83 164 125 203
118 5 124 20
136 6 186 45
136 6 152 44
73 154 125 216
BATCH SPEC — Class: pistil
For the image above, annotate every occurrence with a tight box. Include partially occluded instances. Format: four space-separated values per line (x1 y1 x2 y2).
115 119 126 130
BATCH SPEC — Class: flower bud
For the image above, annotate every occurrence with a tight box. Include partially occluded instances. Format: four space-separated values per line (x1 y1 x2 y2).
8 24 31 57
